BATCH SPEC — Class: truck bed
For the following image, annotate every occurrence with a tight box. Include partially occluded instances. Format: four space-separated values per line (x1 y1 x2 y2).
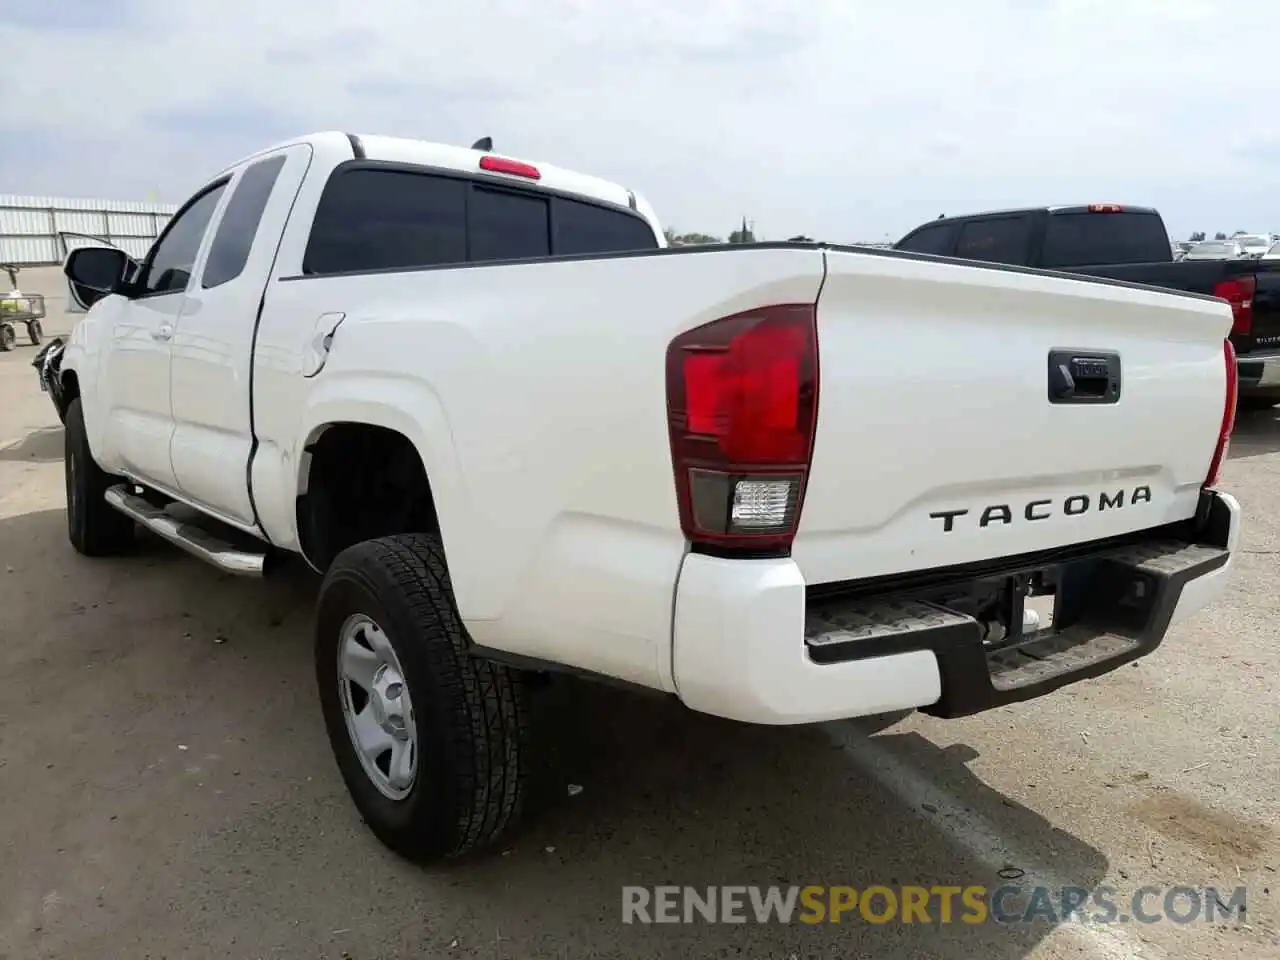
257 241 1231 633
1066 257 1280 354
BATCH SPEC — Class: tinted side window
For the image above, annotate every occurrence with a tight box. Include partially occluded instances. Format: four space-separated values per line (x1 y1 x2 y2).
304 169 467 275
137 182 228 295
468 187 550 262
554 198 658 255
1040 212 1170 268
896 224 956 255
954 217 1033 265
202 155 287 289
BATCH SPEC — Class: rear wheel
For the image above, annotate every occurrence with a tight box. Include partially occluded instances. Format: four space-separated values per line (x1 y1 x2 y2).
316 533 530 862
0 322 15 352
65 397 134 556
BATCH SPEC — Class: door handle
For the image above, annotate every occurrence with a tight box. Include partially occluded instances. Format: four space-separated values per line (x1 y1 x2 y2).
1047 350 1121 404
152 323 173 342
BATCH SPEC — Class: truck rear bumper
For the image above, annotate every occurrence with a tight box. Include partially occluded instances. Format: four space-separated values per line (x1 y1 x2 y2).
1237 349 1280 395
671 491 1239 725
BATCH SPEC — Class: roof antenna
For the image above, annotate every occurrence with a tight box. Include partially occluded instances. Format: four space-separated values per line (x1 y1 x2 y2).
471 137 493 151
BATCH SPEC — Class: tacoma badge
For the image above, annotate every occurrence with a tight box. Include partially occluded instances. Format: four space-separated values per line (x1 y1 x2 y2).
929 486 1153 533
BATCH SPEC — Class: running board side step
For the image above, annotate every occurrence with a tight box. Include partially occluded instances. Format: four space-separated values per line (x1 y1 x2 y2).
104 485 267 577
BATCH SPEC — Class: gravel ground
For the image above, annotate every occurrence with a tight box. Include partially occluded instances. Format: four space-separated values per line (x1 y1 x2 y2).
0 319 1277 960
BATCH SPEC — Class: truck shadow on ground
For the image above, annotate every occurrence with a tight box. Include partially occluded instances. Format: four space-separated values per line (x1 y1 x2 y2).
0 425 62 463
0 507 1110 960
1230 406 1280 460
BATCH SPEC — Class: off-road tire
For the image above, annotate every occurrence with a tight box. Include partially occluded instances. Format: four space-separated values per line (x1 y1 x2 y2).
316 533 530 862
65 397 134 556
27 319 43 346
0 322 14 352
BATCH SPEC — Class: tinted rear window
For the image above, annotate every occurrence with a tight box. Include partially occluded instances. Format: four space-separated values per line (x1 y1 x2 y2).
895 223 956 255
304 167 656 276
954 216 1033 265
555 197 659 255
1040 212 1169 267
304 169 467 275
469 187 550 262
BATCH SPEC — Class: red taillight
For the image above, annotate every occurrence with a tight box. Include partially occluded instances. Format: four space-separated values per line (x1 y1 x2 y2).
1205 339 1238 488
1087 203 1124 213
478 155 541 180
1213 275 1255 337
666 304 819 553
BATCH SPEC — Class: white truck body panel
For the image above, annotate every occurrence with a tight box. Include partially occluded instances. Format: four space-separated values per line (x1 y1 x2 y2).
169 142 316 528
56 130 1239 722
256 247 825 689
795 250 1230 583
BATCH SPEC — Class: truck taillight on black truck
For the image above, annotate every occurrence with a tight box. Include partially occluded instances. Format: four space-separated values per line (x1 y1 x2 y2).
1213 276 1254 338
666 304 818 555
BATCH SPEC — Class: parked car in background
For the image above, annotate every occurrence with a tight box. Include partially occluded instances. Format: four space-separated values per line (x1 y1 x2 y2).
893 204 1280 410
1184 239 1244 260
1234 235 1272 259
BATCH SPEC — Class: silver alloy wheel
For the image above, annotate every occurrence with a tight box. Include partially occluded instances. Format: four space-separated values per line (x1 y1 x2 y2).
337 613 418 800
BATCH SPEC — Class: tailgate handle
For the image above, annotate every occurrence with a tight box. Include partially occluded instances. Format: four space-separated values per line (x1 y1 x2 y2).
1048 350 1121 404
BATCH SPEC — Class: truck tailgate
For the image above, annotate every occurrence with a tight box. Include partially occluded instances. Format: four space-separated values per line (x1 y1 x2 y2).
1247 266 1280 351
792 250 1231 585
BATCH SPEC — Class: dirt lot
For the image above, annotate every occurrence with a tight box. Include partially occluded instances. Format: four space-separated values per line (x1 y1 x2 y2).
1 317 1277 960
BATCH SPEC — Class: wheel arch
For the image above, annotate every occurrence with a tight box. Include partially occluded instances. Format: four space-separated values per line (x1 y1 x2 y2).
294 393 467 582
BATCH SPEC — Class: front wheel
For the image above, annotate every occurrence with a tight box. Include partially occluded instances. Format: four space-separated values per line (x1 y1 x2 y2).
316 533 530 862
27 319 42 345
0 322 14 352
65 397 134 556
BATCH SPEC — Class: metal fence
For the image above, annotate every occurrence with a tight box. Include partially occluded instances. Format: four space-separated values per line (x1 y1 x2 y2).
0 194 177 265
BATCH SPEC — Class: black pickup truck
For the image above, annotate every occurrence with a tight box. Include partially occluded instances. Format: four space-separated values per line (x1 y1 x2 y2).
894 205 1280 410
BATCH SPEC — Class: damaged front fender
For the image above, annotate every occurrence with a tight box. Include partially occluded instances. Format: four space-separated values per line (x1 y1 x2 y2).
31 337 70 424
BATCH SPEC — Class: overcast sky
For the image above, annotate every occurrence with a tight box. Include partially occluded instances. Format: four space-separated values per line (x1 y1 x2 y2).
1 0 1276 242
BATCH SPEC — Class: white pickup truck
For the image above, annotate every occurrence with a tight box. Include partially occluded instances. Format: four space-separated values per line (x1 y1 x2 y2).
40 131 1241 863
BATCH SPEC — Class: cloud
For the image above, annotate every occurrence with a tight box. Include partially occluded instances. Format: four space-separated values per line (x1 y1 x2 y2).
0 0 143 32
1 0 1278 241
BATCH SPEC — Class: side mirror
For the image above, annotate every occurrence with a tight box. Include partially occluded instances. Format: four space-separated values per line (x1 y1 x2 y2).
64 247 137 311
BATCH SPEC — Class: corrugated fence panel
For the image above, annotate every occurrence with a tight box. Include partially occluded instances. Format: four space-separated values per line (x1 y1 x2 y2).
0 195 179 215
106 212 160 237
117 238 154 259
52 210 107 235
0 236 59 263
0 194 179 264
0 207 53 236
62 235 108 253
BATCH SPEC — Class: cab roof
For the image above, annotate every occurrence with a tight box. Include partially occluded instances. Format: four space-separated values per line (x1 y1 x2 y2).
931 203 1160 224
352 133 645 214
214 130 660 233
